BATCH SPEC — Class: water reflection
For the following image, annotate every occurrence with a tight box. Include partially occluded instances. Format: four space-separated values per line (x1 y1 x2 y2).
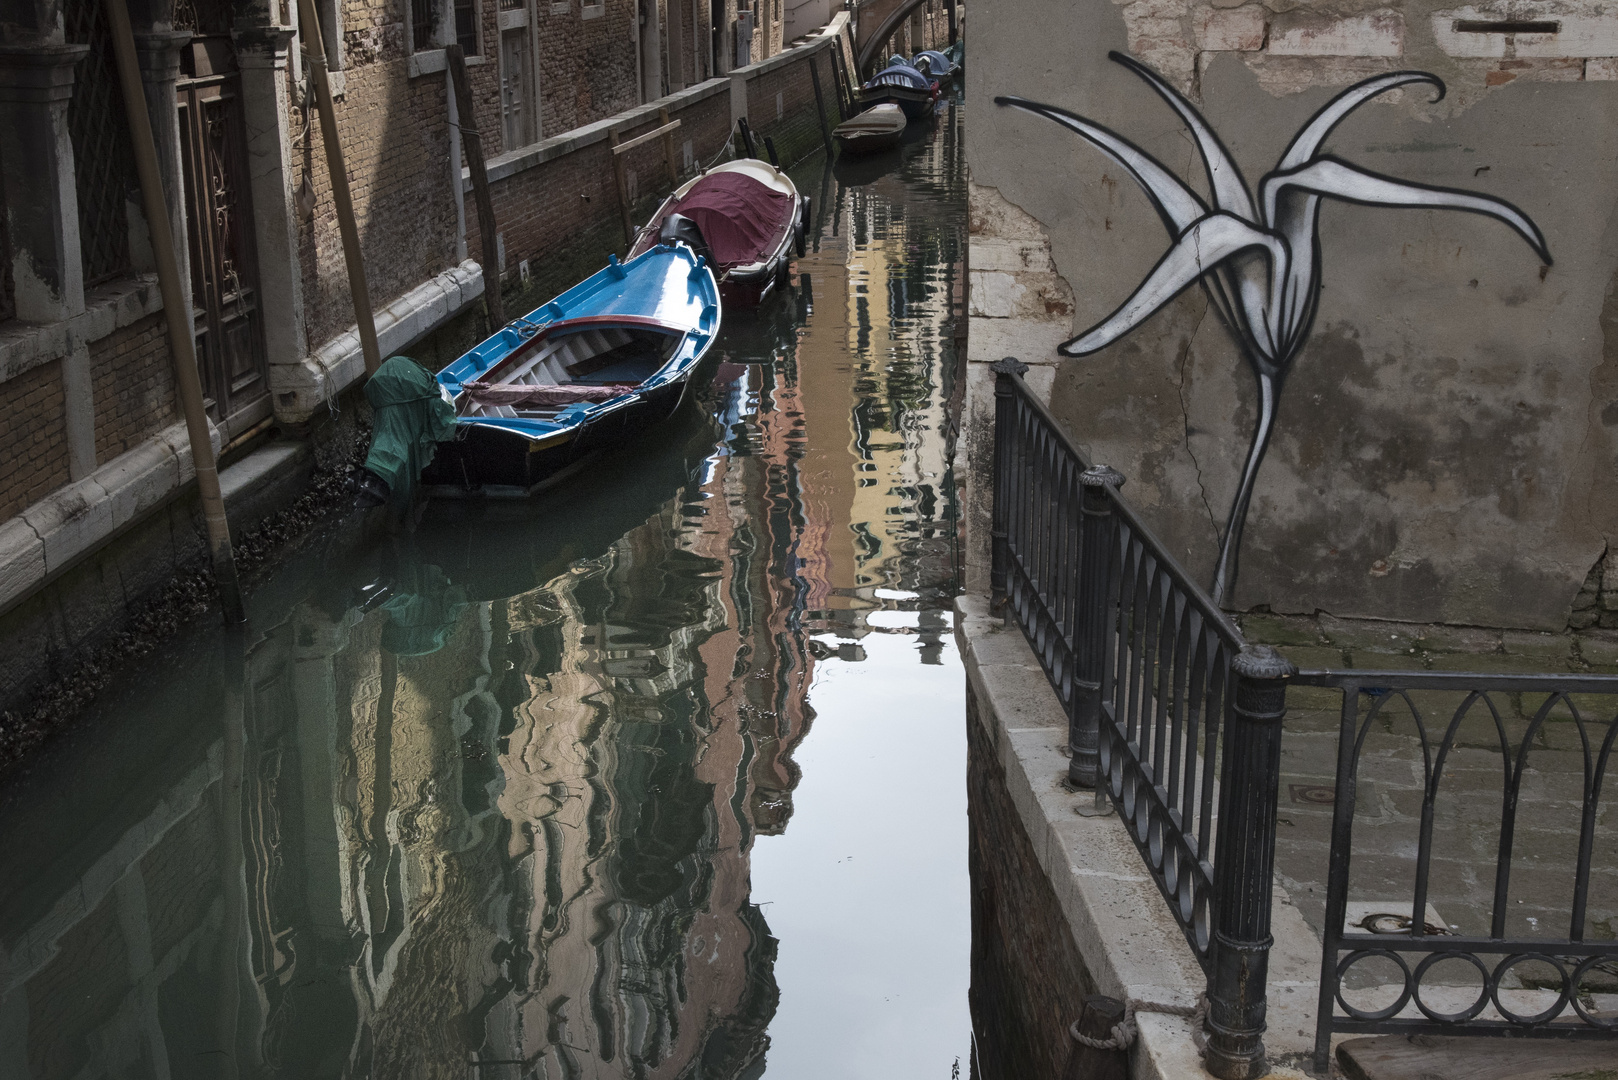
0 97 965 1080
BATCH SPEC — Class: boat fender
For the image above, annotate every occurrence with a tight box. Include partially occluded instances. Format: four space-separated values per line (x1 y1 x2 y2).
660 212 711 263
795 196 810 258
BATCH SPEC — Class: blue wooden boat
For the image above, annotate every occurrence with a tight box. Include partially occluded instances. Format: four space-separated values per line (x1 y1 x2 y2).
859 57 938 120
420 243 720 497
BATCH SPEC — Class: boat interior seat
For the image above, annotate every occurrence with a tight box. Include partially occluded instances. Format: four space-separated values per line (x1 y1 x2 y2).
562 331 670 385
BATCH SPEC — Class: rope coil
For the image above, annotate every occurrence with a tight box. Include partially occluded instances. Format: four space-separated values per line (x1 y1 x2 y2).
1068 994 1207 1053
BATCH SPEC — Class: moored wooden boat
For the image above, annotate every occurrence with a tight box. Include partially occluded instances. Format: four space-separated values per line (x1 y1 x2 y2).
419 244 720 498
911 50 957 79
628 158 809 307
859 57 938 120
833 103 906 156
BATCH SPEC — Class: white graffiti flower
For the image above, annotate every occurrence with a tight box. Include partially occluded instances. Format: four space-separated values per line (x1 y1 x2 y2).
997 53 1551 604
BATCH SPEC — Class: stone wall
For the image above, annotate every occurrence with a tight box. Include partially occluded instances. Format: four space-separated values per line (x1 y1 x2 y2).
967 0 1618 632
967 685 1094 1080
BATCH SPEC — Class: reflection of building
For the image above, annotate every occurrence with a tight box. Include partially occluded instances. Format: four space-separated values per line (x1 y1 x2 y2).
795 106 966 656
0 375 820 1077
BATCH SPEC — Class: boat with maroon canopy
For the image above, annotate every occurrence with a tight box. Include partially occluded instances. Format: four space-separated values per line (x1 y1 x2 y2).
419 242 720 497
629 158 809 307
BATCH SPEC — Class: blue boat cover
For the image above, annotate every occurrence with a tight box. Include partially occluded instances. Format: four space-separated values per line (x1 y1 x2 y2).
866 60 932 91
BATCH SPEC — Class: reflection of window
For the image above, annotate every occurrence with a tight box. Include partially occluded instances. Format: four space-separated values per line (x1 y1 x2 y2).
455 0 480 54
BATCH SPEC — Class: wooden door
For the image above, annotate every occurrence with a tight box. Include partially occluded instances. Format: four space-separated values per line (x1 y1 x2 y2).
500 27 531 149
177 36 269 429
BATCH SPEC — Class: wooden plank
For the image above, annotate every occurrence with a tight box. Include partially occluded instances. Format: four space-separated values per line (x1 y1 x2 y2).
611 119 681 156
1338 1035 1618 1080
448 44 503 331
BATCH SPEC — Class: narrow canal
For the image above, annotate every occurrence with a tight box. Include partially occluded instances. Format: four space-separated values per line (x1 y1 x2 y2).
0 101 968 1079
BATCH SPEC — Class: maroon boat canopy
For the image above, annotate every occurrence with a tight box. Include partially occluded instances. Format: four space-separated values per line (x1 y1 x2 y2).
664 172 794 268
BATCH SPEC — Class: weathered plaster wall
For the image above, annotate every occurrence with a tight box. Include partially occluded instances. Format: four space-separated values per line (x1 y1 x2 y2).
967 0 1618 630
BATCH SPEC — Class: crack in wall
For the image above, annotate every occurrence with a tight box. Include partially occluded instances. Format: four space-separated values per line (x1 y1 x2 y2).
1178 295 1220 546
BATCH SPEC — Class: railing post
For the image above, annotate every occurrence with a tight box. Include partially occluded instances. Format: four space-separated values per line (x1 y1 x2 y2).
989 357 1028 611
1205 644 1296 1080
1070 464 1123 789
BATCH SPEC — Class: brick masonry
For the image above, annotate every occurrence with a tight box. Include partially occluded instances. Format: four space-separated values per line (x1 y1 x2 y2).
0 360 70 522
295 46 463 351
536 0 641 135
89 311 178 466
967 684 1095 1080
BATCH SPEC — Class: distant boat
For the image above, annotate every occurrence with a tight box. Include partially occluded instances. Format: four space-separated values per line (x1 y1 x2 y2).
859 57 938 120
912 50 957 79
420 244 721 497
629 158 809 307
833 103 906 156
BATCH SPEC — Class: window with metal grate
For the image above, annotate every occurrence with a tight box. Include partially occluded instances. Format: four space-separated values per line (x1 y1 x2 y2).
65 0 138 288
456 0 481 55
413 0 438 50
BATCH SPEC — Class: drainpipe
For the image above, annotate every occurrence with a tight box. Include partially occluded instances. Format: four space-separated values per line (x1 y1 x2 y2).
104 0 245 624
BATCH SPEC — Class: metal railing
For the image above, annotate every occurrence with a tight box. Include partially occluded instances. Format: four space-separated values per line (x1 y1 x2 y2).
1297 670 1618 1072
987 358 1618 1077
991 358 1293 1079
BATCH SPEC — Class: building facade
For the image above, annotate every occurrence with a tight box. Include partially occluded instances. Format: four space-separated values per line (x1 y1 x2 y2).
0 0 878 716
964 0 1618 632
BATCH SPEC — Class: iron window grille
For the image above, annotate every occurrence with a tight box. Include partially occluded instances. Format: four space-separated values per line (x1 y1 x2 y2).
65 0 137 288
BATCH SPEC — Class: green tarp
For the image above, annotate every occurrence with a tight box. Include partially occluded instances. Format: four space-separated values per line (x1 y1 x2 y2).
362 356 456 503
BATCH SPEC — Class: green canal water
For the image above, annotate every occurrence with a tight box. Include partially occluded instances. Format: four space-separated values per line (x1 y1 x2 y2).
0 100 969 1079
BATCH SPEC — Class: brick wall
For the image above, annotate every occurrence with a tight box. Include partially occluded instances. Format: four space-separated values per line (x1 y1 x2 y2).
298 5 463 350
0 361 70 521
741 53 830 166
536 0 641 135
469 86 735 282
967 685 1095 1080
90 312 178 466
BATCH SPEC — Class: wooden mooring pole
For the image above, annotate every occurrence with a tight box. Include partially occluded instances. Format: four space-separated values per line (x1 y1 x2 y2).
808 53 834 158
447 44 503 331
297 0 382 376
104 0 243 623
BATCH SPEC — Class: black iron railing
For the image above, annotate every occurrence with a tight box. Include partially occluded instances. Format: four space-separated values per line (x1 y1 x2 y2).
988 358 1618 1077
991 358 1292 1079
1296 670 1618 1072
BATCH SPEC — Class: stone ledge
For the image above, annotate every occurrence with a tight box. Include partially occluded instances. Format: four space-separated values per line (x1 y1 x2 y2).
957 592 1321 1078
0 417 220 615
269 259 483 424
0 273 165 385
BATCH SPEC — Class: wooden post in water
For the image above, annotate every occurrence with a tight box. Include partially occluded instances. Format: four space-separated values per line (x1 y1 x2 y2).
608 128 635 246
659 107 678 186
808 53 834 157
297 0 381 375
104 0 243 623
448 44 504 331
